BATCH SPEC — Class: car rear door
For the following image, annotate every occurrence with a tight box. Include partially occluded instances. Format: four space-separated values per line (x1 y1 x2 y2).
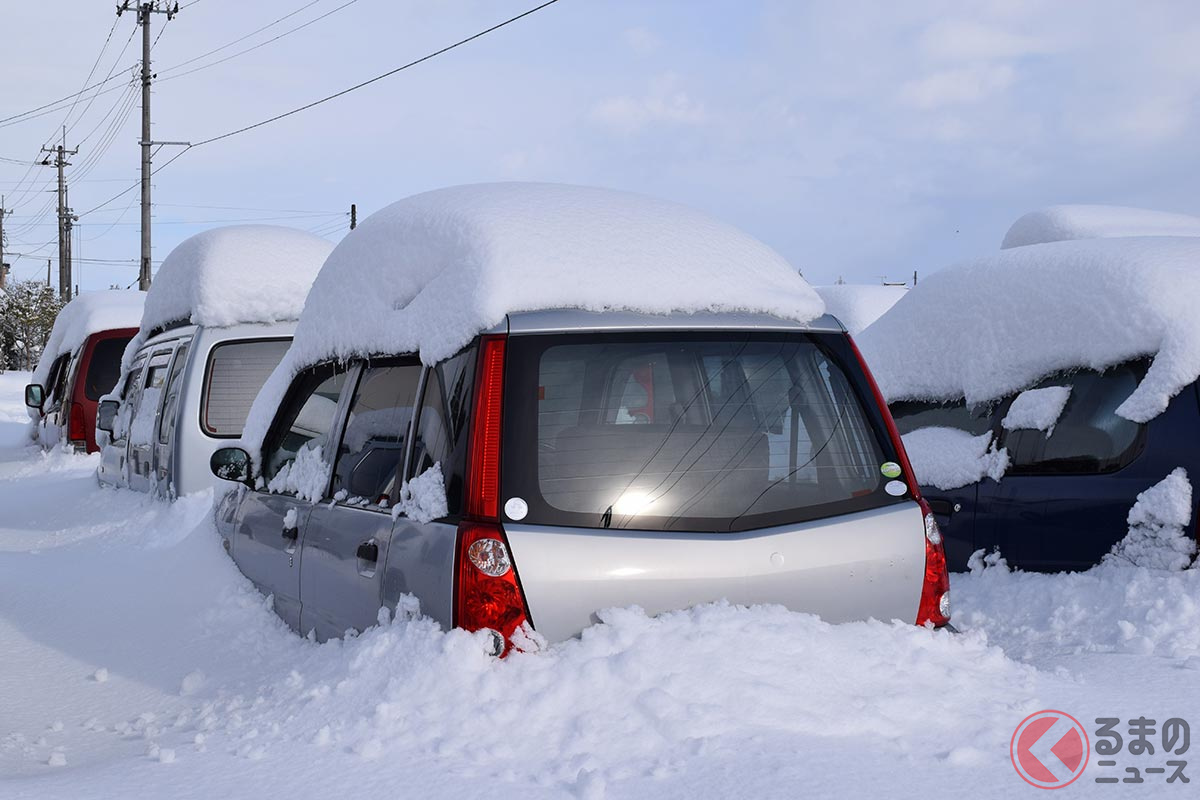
974 362 1158 570
233 362 353 631
299 359 422 640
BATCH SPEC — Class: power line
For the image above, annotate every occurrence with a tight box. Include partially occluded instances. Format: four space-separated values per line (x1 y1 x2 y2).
159 0 324 75
159 0 359 83
78 0 563 219
193 0 562 148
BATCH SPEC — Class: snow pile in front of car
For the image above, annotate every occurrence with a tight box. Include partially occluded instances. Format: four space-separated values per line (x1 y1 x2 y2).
240 182 822 458
814 283 907 335
857 235 1200 423
30 290 145 388
1001 204 1200 249
138 225 333 334
958 548 1200 659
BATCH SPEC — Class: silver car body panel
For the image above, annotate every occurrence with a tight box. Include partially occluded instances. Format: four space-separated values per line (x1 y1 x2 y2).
382 519 457 631
505 309 845 335
504 502 925 642
300 503 396 640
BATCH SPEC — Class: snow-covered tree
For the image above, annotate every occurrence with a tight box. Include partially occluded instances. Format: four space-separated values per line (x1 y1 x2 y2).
0 280 63 372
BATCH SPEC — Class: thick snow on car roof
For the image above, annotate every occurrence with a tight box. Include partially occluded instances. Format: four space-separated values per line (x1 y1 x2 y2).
285 182 820 367
814 284 907 335
241 182 822 455
32 290 145 386
1001 205 1200 250
857 235 1200 423
140 225 333 333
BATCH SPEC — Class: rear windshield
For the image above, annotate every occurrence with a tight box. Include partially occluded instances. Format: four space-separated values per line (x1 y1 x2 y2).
202 338 291 437
502 331 905 533
84 336 133 401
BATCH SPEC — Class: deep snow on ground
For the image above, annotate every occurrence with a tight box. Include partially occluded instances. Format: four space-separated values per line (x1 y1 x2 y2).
1 371 1197 798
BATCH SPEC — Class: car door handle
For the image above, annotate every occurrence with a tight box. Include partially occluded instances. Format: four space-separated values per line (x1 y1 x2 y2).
282 525 299 541
356 541 379 563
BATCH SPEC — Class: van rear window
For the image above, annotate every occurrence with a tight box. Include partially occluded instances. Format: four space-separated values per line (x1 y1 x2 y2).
202 339 291 437
84 336 133 401
502 331 904 533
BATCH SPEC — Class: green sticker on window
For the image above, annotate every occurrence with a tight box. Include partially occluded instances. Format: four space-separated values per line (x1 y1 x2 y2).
880 461 902 479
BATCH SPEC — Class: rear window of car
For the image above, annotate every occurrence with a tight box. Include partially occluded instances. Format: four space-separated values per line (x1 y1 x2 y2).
502 331 905 533
202 339 291 437
83 336 133 401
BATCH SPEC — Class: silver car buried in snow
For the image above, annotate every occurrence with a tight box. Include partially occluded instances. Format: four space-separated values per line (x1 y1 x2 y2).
211 309 951 652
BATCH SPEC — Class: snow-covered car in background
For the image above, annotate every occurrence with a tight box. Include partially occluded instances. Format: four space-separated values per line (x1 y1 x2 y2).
209 182 951 651
95 225 332 498
859 205 1200 573
814 283 907 336
24 291 144 453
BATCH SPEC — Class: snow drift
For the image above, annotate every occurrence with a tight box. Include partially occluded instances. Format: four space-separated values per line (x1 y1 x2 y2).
241 182 822 459
30 291 145 389
1002 205 1200 249
857 235 1200 423
814 284 907 335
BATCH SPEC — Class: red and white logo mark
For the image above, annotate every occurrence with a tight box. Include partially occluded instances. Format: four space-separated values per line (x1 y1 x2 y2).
1011 710 1090 789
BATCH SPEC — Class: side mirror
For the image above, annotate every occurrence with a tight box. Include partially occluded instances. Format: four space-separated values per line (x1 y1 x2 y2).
210 446 252 485
24 384 45 410
96 400 119 434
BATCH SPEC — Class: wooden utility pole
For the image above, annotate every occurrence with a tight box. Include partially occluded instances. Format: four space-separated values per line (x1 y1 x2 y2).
0 196 10 290
41 130 78 301
118 0 181 291
350 203 357 230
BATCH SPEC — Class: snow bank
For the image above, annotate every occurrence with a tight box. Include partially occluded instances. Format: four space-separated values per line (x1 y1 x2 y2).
30 291 145 388
857 236 1200 422
901 427 1009 491
1105 468 1196 571
242 183 821 459
1000 386 1071 435
959 551 1200 659
1002 204 1200 249
140 225 332 334
814 284 907 335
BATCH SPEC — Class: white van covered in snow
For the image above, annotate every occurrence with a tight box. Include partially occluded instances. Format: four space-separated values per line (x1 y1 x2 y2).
96 225 332 498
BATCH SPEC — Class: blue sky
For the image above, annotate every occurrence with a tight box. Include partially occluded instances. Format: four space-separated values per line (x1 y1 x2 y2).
3 0 1200 291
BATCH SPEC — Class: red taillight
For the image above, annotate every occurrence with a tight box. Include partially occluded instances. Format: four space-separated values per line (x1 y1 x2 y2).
915 498 951 627
454 334 533 653
467 335 507 519
845 334 950 627
454 521 530 650
68 402 86 443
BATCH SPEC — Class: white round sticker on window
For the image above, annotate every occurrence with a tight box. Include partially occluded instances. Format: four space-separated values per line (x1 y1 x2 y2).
884 480 907 497
504 496 529 521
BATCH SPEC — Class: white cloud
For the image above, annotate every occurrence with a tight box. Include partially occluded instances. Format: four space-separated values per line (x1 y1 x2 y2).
622 26 660 55
919 19 1058 62
590 74 706 134
898 63 1015 110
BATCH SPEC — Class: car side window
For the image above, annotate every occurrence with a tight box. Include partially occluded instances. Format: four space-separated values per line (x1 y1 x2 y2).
46 354 71 410
329 360 422 507
409 345 477 517
129 352 173 448
112 355 148 443
157 344 190 446
1002 362 1145 475
261 363 351 498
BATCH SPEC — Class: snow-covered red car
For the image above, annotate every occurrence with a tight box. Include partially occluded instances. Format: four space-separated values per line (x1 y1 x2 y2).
25 291 144 453
209 182 952 651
